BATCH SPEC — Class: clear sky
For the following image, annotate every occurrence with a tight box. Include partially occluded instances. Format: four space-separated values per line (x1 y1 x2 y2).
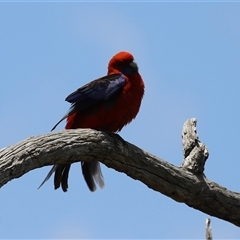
1 2 240 239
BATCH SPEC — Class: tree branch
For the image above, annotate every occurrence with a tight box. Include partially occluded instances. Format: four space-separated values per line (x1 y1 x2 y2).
0 126 240 227
206 218 213 240
181 118 209 173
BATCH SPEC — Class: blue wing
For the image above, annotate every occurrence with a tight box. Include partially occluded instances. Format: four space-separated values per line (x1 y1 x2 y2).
66 73 125 102
51 73 126 131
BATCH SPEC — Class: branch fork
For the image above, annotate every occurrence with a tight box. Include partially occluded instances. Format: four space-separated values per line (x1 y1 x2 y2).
1 119 240 227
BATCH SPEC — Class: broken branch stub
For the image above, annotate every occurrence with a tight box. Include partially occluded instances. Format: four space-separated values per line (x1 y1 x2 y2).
181 118 209 174
206 218 213 240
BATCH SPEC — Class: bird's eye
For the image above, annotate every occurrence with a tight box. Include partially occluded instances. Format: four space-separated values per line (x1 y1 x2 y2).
118 60 133 67
119 60 138 76
118 60 126 67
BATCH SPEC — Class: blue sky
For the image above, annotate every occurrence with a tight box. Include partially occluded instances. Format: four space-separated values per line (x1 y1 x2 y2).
1 2 240 239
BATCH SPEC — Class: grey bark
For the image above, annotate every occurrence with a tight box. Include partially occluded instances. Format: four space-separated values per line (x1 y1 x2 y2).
0 120 240 227
206 218 213 240
181 118 209 173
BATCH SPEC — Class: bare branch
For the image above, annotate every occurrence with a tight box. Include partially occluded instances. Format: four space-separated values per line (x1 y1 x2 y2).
0 128 240 227
181 118 209 173
206 218 213 240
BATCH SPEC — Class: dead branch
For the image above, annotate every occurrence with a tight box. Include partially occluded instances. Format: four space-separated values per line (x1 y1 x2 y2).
206 218 213 240
0 121 240 227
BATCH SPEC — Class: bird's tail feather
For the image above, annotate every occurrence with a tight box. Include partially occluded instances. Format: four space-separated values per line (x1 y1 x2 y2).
81 161 104 192
39 161 104 192
38 164 71 192
91 160 105 189
37 165 58 190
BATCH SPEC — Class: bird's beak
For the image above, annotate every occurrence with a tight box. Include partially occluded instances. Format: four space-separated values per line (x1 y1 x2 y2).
129 60 138 72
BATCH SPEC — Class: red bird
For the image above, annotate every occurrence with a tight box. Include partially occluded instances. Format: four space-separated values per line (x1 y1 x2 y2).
39 51 145 192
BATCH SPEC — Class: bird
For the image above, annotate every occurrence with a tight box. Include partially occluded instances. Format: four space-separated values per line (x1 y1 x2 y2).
38 51 145 192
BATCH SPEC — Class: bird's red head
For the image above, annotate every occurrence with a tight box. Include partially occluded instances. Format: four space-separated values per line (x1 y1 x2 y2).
108 51 139 76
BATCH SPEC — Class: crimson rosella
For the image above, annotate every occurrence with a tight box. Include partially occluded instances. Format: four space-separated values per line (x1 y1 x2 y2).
39 51 145 192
